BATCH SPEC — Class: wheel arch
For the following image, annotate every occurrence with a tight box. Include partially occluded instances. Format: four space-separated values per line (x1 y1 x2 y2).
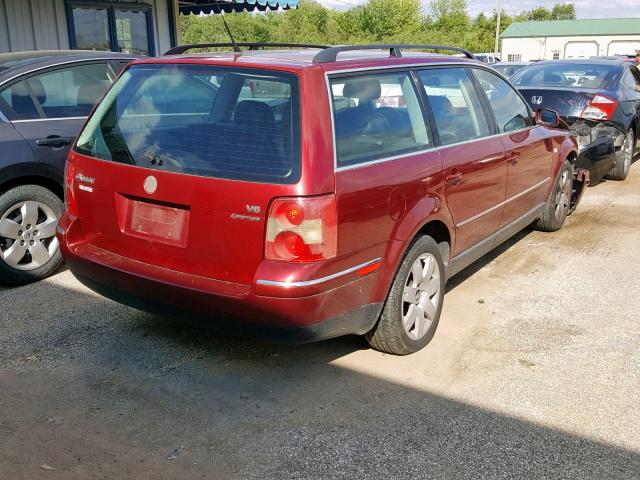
375 196 454 301
0 164 63 201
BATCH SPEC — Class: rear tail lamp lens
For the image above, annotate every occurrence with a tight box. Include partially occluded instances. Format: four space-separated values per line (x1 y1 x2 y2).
64 158 78 217
581 94 618 121
266 194 337 262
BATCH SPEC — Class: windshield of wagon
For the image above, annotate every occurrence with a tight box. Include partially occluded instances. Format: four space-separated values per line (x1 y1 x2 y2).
75 63 301 184
511 62 618 89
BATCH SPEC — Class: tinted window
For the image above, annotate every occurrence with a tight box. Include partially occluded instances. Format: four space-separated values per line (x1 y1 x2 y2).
72 7 111 51
330 72 430 167
0 81 40 120
418 68 490 146
115 9 150 55
75 64 300 184
26 63 112 119
511 62 617 89
473 69 533 133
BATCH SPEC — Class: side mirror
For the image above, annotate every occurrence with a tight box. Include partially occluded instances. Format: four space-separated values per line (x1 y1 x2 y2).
535 108 560 128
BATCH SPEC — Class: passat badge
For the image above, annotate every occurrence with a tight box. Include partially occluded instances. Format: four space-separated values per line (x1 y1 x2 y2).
144 175 158 194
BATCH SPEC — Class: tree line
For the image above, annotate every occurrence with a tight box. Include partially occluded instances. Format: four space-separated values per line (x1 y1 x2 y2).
179 0 576 54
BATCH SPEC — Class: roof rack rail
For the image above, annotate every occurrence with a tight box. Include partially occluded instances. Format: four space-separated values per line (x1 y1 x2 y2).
312 44 476 63
164 43 329 55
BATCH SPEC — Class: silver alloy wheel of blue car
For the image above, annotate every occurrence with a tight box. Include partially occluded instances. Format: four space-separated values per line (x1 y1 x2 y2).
622 129 635 176
0 200 59 271
402 253 441 340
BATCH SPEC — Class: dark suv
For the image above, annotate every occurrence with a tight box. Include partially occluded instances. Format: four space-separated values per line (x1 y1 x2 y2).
0 50 138 285
58 44 585 355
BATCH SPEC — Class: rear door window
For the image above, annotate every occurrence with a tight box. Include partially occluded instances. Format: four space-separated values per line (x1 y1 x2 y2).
330 72 430 167
418 68 491 146
0 81 40 120
25 63 113 118
75 64 300 184
473 68 533 133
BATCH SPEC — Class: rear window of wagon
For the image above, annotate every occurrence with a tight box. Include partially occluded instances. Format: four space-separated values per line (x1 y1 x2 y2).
74 64 301 184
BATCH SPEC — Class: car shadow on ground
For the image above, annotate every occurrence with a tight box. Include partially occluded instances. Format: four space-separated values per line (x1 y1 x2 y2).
1 275 639 479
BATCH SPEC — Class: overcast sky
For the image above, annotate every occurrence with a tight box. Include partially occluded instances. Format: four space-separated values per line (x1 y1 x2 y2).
317 0 640 18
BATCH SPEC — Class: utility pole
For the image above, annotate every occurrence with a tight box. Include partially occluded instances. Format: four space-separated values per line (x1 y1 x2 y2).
494 0 501 55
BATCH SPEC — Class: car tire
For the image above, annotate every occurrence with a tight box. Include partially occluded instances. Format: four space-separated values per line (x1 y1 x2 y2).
365 235 446 355
535 160 574 233
0 185 64 286
607 128 634 181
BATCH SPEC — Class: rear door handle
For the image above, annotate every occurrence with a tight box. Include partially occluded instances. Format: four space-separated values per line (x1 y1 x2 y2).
36 136 71 148
445 169 463 186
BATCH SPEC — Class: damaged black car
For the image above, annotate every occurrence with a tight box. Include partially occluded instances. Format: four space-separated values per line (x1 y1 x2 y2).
511 59 640 183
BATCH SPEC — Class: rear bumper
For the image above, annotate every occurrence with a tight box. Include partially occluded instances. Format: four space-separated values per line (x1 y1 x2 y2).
576 131 617 184
57 218 382 342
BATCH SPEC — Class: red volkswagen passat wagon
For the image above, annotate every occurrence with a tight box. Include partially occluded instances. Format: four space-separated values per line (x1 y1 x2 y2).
57 44 584 355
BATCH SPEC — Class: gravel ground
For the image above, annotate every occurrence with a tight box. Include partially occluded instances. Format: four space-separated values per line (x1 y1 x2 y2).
1 163 639 479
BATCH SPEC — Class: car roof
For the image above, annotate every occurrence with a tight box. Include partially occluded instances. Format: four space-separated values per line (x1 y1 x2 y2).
493 62 529 66
530 58 629 67
0 50 140 85
136 49 482 73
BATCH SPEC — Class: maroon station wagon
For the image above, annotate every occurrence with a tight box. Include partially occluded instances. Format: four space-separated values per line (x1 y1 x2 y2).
57 44 587 355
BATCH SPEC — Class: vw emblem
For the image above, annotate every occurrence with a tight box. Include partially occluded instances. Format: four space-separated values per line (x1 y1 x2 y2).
531 95 543 105
143 175 158 194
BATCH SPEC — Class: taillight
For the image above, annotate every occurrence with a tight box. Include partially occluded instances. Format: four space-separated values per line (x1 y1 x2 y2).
64 157 78 216
581 94 618 121
265 194 337 262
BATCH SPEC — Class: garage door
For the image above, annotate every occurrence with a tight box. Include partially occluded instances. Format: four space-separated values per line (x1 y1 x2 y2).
564 42 598 59
608 41 640 56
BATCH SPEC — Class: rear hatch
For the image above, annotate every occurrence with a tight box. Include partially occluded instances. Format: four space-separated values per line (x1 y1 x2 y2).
70 62 301 285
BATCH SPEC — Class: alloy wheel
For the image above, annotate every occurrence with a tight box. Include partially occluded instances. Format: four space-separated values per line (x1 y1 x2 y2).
0 201 59 271
401 253 441 341
554 170 571 221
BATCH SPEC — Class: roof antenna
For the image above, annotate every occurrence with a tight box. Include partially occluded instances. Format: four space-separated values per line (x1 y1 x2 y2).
219 10 240 53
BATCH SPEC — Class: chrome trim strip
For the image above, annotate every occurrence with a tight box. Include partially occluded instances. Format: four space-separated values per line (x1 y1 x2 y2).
0 57 132 89
256 257 382 288
456 177 551 228
457 201 505 228
335 147 437 172
12 116 87 123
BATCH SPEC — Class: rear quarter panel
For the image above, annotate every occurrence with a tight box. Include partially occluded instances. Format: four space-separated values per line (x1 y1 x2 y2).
335 150 452 303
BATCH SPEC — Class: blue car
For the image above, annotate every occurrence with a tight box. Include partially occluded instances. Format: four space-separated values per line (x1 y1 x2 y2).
0 50 138 285
511 59 640 184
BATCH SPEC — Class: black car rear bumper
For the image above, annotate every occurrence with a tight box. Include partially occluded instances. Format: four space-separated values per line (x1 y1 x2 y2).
577 135 617 184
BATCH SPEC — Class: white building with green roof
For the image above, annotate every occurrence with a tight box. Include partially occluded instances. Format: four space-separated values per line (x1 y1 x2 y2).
500 18 640 62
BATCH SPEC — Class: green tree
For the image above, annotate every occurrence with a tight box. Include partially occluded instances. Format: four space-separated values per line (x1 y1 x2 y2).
177 0 578 55
551 3 576 20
